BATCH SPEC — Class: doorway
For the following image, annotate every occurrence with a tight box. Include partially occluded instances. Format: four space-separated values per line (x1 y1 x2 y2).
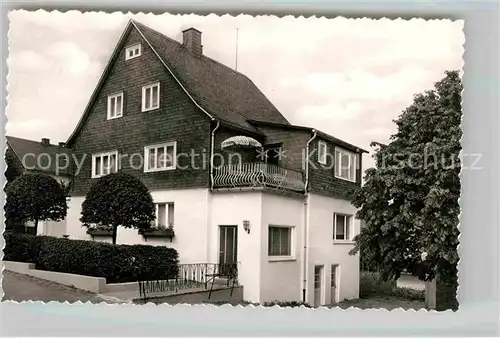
330 264 339 304
314 265 324 307
219 225 238 276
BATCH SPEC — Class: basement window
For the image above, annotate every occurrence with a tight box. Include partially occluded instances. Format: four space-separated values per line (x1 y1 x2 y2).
125 43 142 60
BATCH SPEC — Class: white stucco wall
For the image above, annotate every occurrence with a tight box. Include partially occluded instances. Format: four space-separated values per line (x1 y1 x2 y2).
307 193 360 305
259 193 304 303
210 191 263 303
66 188 210 264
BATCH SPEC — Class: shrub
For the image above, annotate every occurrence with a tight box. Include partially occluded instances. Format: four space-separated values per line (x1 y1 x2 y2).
3 233 179 283
359 271 424 301
263 301 312 308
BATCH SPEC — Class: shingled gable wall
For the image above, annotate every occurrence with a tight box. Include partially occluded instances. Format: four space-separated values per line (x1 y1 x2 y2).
70 26 212 196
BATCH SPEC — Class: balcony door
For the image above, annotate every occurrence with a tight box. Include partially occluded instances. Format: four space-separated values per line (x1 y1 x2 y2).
263 143 282 166
219 225 238 276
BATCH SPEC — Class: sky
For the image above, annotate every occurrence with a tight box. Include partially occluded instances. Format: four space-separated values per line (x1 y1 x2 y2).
6 10 464 170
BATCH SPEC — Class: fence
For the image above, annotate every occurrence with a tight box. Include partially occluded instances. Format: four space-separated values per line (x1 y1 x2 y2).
137 263 239 300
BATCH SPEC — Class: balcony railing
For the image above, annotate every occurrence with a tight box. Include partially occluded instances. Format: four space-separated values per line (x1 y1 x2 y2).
213 162 305 192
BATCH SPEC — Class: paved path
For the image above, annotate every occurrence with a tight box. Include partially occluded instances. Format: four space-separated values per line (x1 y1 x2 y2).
2 270 122 303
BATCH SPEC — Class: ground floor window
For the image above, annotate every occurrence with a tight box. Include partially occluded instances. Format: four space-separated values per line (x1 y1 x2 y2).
153 202 174 227
268 226 292 256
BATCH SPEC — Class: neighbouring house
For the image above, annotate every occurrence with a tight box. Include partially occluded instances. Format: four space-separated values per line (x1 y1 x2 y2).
9 20 369 305
5 136 72 236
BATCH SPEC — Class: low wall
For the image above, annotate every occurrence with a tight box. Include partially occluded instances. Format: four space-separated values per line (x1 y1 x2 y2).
3 261 106 293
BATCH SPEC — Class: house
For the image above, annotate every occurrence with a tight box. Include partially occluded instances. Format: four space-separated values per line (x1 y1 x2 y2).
5 136 72 236
21 20 369 305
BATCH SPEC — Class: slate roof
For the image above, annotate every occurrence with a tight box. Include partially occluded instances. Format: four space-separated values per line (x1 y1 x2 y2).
133 21 290 133
248 120 369 154
67 20 290 144
6 136 73 176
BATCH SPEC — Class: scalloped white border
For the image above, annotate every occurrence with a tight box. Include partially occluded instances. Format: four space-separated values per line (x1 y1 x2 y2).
2 6 498 337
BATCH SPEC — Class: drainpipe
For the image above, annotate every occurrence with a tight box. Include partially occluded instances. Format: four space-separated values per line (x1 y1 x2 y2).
302 129 317 303
207 120 220 264
210 120 221 190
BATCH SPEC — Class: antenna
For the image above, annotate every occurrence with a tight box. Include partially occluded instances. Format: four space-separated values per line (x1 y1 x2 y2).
235 28 239 71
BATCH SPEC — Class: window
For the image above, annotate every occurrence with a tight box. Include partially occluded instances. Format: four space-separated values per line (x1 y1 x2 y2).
153 203 174 227
268 226 292 256
333 214 352 241
125 43 141 60
92 151 118 178
144 142 176 172
318 140 327 165
142 82 160 112
107 92 123 119
335 147 357 182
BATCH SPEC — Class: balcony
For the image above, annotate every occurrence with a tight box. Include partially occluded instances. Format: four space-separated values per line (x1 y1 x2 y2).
213 162 305 192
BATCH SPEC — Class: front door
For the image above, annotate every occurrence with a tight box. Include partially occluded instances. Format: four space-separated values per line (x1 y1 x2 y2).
330 265 338 304
314 265 324 307
219 226 238 276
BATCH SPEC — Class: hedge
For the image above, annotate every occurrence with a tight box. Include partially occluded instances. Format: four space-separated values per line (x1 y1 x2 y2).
3 233 179 283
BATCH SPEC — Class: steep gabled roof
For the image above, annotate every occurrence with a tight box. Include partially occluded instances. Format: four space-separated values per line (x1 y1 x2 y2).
6 136 73 176
133 21 290 132
248 120 369 154
67 20 289 144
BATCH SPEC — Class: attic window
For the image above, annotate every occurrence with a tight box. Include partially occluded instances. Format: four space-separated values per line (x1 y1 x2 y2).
125 43 141 60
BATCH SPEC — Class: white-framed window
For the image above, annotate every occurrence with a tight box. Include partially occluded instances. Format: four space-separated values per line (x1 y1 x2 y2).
318 140 327 165
142 82 160 112
125 43 142 60
335 147 357 182
268 226 293 257
144 142 176 172
153 202 175 228
107 92 123 119
333 213 352 241
92 151 118 178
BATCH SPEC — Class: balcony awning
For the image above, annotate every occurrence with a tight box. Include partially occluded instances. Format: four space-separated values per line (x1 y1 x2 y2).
221 135 262 149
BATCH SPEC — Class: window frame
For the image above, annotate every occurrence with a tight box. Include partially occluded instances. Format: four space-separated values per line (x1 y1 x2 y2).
268 225 294 260
153 202 175 228
333 213 352 242
92 150 119 179
125 43 142 60
318 140 327 165
144 141 177 172
107 92 124 120
141 82 160 112
334 147 357 182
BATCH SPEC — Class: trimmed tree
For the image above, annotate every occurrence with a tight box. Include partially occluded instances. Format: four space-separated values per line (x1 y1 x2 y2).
349 70 462 310
5 173 68 235
80 172 156 244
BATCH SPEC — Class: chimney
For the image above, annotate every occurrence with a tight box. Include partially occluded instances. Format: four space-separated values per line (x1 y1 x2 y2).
41 138 50 146
58 142 65 147
182 28 203 58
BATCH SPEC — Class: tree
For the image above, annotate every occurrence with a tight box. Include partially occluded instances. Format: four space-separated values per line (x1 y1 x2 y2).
80 172 156 244
5 173 68 235
350 70 462 309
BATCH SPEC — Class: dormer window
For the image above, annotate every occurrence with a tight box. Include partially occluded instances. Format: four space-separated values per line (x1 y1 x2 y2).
125 43 141 60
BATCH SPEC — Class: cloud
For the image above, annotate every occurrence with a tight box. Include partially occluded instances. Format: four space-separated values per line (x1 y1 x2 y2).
6 11 464 172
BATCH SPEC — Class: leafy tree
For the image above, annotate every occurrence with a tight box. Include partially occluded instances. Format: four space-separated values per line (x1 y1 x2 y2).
5 173 68 235
80 172 155 244
350 70 462 309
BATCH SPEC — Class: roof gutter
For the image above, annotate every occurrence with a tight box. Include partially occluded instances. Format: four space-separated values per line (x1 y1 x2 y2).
302 129 317 303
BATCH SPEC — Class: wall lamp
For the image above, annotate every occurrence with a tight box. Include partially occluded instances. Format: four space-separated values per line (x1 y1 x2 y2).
243 220 250 234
